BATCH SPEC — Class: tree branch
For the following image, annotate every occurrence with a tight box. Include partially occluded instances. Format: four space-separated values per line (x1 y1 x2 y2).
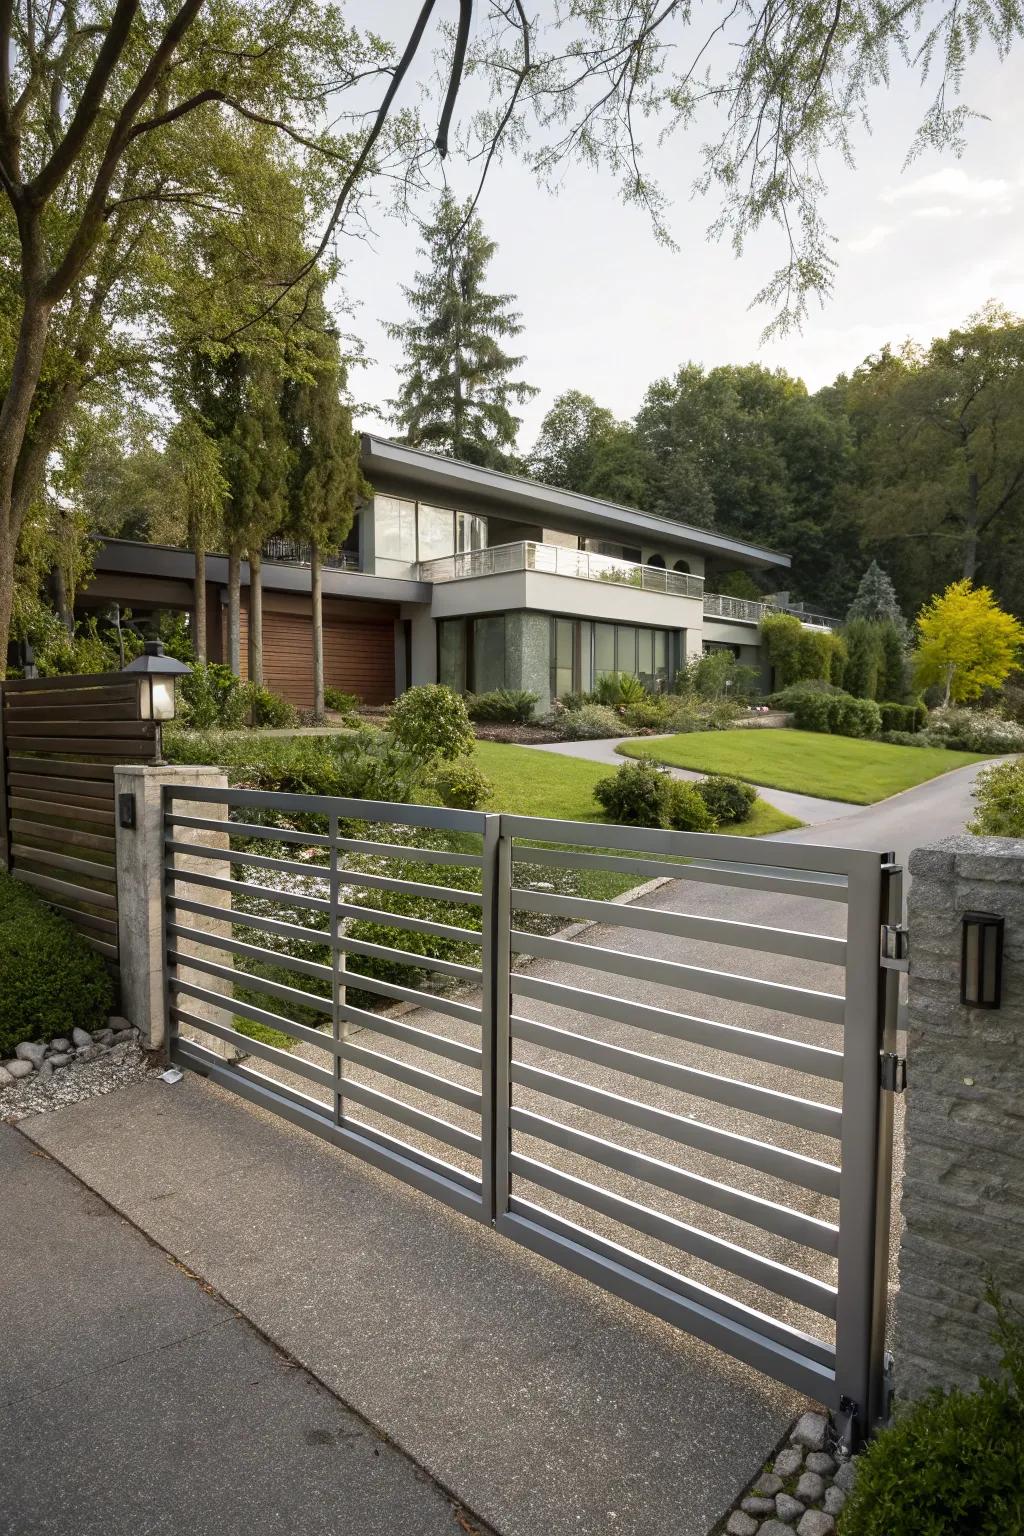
435 0 472 157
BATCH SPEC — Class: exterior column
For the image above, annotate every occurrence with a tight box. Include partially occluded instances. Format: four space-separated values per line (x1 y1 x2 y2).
894 834 1024 1399
113 764 232 1058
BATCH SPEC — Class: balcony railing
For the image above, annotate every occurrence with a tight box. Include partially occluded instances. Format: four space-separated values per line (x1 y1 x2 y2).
417 541 706 599
263 536 360 572
702 591 841 630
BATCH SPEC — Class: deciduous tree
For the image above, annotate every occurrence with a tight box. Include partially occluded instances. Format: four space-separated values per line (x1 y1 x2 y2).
915 580 1024 705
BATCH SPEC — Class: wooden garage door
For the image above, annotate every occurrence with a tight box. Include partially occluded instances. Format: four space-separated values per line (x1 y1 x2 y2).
324 617 396 705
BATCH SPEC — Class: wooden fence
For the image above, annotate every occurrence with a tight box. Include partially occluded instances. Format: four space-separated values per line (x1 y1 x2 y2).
0 673 160 973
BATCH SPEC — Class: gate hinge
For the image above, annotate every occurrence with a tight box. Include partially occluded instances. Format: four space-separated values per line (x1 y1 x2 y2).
881 1052 907 1093
880 923 909 972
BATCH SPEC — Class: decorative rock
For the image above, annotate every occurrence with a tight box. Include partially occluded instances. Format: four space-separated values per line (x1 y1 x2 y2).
110 1029 136 1044
751 1472 783 1497
15 1040 47 1068
795 1471 826 1504
38 1059 53 1079
775 1492 805 1522
0 1065 14 1089
790 1412 828 1452
741 1497 776 1516
833 1460 858 1492
805 1452 836 1476
47 1052 72 1068
796 1512 835 1536
94 1028 114 1045
726 1514 758 1536
50 1037 71 1053
759 1524 798 1536
5 1060 32 1080
824 1487 847 1516
773 1446 804 1477
71 1027 93 1048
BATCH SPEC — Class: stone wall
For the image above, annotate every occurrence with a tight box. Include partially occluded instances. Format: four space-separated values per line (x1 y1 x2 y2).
894 834 1024 1400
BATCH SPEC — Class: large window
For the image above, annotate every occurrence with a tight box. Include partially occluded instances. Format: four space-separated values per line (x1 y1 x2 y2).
375 496 417 562
373 497 488 567
552 618 574 700
473 616 507 692
417 504 456 562
456 511 487 552
594 623 615 675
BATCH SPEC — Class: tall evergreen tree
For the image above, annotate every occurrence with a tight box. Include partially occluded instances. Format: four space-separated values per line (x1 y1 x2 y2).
846 560 909 638
386 193 537 468
224 369 290 687
282 312 367 717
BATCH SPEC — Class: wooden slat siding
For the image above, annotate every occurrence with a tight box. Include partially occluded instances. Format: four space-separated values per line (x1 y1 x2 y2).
232 590 397 705
324 616 396 705
0 673 159 974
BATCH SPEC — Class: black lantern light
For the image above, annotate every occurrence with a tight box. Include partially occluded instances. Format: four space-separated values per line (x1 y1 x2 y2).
960 911 1005 1009
122 639 191 722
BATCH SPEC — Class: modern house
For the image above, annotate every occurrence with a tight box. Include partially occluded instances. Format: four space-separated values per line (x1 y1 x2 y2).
77 435 837 710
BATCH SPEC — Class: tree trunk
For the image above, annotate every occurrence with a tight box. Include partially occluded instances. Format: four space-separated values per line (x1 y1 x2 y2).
249 548 264 686
943 662 955 708
311 540 324 719
52 564 75 636
193 542 207 662
227 544 241 676
0 295 53 678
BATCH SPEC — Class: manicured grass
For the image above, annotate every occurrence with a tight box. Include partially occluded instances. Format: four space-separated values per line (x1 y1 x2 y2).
617 729 990 805
472 740 801 834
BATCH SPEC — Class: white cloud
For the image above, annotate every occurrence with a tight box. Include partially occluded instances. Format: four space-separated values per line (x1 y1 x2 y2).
848 223 896 252
882 167 1016 208
911 205 956 219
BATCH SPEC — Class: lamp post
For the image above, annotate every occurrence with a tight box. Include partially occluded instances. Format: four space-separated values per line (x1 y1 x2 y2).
122 639 191 760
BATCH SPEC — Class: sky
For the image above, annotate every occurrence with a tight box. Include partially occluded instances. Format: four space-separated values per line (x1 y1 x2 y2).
337 5 1024 449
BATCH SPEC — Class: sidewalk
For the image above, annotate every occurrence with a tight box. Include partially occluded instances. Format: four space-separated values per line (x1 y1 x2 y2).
0 1124 490 1536
19 1076 805 1536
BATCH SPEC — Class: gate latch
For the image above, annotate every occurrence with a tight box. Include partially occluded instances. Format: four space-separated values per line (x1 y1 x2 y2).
881 1053 907 1093
881 923 909 972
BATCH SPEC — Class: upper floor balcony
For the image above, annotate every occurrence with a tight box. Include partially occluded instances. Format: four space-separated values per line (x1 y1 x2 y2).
417 540 706 600
703 591 840 631
263 536 360 573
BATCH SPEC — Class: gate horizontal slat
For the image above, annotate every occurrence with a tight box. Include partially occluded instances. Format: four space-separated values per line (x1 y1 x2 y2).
511 843 849 902
510 1153 837 1315
510 930 846 1024
512 1015 843 1138
512 1108 839 1254
512 973 844 1081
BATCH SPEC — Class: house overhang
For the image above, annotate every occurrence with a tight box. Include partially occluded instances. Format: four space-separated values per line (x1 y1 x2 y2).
359 434 791 573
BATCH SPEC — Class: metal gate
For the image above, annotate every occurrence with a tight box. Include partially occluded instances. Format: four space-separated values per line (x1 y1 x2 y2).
162 784 902 1440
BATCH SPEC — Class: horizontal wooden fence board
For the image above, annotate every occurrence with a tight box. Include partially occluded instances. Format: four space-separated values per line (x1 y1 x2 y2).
10 820 116 854
8 756 116 781
8 773 114 800
12 867 117 910
2 673 141 696
11 844 116 883
4 734 156 756
9 795 115 825
5 697 143 720
6 718 158 740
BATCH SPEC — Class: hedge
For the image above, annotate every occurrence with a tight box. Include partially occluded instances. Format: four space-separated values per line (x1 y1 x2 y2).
0 874 114 1056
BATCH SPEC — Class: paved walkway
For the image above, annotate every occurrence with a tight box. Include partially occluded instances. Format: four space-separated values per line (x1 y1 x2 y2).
0 1123 489 1536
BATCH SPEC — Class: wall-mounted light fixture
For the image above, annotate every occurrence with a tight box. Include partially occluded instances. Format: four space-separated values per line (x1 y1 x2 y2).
122 639 191 722
960 911 1005 1009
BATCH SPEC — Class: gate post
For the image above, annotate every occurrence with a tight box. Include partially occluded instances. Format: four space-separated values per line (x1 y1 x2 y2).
113 763 228 1055
894 835 1024 1400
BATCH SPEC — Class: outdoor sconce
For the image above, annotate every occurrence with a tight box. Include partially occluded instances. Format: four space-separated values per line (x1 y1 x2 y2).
960 911 1004 1009
122 639 191 722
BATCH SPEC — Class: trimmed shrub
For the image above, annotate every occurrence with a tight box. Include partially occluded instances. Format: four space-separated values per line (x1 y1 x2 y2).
238 682 296 729
761 612 806 687
387 684 474 763
620 697 672 731
838 1291 1024 1536
679 651 760 700
878 701 926 734
465 688 539 723
592 671 649 707
969 759 1024 836
593 759 671 827
324 687 360 713
667 780 718 832
791 689 835 733
695 775 756 825
831 694 882 738
557 704 626 740
0 874 114 1054
797 627 834 683
878 619 911 702
929 708 1024 755
843 617 885 699
432 757 494 810
164 726 422 803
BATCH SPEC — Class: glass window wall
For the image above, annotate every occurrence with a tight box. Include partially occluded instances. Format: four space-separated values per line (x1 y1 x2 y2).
473 617 507 692
374 496 417 562
552 618 574 700
418 504 456 562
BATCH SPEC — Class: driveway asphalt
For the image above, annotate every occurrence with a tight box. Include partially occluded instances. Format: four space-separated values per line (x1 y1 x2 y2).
0 1123 490 1536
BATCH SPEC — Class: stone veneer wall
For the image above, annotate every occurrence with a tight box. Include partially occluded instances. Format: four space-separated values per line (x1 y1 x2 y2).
894 834 1024 1400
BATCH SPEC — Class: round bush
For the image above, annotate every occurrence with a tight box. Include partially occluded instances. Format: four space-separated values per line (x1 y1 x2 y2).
387 685 475 763
667 781 718 831
557 704 625 740
791 689 835 732
432 757 494 810
465 689 538 723
593 759 671 827
695 775 757 824
832 694 881 738
0 875 114 1055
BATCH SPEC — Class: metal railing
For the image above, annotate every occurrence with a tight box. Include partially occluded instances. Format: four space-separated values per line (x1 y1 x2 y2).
418 541 706 599
263 536 360 572
162 784 901 1436
702 591 842 630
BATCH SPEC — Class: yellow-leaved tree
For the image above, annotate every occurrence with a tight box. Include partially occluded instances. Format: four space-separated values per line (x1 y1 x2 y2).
914 581 1024 706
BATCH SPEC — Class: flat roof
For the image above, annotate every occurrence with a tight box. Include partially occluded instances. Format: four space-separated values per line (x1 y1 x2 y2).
359 434 790 571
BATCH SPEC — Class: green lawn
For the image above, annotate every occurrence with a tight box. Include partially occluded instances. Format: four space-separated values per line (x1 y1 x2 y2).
617 729 990 805
472 740 801 834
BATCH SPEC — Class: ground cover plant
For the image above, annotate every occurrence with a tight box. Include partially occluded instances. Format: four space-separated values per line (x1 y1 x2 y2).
0 874 113 1055
970 759 1024 837
618 729 989 804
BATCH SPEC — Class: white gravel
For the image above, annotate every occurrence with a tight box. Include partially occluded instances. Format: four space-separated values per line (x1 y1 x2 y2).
0 1041 155 1124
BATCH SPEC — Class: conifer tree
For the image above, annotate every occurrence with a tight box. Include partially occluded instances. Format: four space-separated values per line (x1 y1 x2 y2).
846 560 909 639
223 369 290 686
386 193 537 468
282 311 367 717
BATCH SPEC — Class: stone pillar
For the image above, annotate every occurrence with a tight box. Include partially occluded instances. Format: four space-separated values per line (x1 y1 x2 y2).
894 834 1024 1400
113 764 233 1058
